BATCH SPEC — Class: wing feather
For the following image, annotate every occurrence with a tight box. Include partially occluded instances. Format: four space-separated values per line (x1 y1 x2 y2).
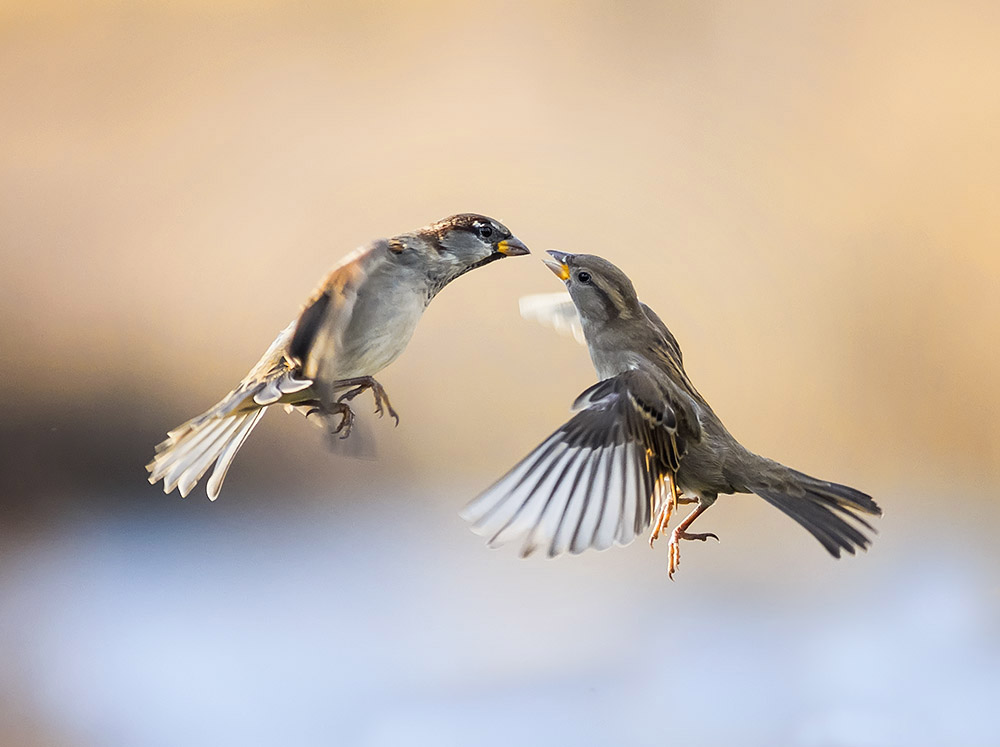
463 368 702 557
520 446 593 557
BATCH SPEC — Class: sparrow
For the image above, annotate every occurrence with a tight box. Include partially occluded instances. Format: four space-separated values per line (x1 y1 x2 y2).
462 251 881 578
147 214 529 500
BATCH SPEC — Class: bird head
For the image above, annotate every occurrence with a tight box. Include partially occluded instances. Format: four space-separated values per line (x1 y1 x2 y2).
542 250 643 325
401 214 529 292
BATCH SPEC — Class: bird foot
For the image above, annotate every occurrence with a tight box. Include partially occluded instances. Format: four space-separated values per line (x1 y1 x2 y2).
306 402 356 439
648 474 680 548
336 376 400 426
667 529 720 580
648 504 671 548
648 501 696 549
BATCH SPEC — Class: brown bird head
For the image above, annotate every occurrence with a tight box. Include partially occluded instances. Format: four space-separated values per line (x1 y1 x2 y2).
543 250 643 325
397 213 529 292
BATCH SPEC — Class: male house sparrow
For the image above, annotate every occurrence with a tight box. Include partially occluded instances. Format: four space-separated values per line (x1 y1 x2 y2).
463 251 880 578
147 214 528 500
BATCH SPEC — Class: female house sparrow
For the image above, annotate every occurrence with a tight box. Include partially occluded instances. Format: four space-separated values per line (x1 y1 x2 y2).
147 214 528 500
463 251 880 578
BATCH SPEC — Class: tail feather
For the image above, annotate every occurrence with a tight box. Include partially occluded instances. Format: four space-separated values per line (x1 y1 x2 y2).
751 465 882 558
173 417 246 497
206 410 265 500
156 418 236 489
146 409 267 500
148 322 313 500
162 421 232 494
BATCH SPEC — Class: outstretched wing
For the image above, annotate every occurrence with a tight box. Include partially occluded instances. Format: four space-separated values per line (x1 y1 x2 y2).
461 368 701 557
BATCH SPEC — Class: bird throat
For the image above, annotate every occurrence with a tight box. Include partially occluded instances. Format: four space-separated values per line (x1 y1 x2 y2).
426 252 505 303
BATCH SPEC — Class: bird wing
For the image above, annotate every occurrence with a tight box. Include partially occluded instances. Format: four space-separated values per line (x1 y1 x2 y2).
210 321 315 415
164 241 381 427
288 241 389 389
518 292 585 344
462 367 701 557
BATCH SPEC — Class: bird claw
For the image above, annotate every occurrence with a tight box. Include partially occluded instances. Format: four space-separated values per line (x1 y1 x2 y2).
678 530 720 543
336 377 400 427
306 402 356 439
371 388 399 426
332 405 355 439
667 529 720 580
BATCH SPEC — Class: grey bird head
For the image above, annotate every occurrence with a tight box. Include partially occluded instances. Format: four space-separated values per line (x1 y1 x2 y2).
397 213 529 294
543 250 643 325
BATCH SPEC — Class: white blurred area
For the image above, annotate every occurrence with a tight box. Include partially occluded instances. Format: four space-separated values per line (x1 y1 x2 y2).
1 1 999 745
2 488 998 746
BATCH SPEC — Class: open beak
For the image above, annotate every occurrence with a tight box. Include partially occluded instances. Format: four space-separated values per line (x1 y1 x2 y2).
496 236 530 256
543 249 572 280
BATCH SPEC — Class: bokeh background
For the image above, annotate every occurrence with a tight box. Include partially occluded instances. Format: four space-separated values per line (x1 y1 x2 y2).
2 1 999 745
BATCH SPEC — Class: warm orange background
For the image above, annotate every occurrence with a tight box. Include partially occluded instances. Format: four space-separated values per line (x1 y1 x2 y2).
2 2 998 744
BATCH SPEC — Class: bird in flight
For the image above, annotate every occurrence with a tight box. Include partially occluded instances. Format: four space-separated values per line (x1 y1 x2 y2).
464 251 880 578
147 214 528 500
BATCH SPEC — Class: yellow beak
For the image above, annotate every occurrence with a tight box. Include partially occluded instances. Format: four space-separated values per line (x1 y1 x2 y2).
496 237 530 256
543 250 571 280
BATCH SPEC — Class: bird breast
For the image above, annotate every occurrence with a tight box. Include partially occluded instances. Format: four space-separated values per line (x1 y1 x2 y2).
588 344 644 380
333 280 427 379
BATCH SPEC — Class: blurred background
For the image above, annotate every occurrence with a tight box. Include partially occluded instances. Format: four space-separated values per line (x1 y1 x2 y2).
2 1 998 744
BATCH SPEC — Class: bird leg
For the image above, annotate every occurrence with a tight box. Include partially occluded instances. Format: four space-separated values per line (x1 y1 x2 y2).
667 499 720 580
334 376 400 426
648 471 681 547
304 400 356 439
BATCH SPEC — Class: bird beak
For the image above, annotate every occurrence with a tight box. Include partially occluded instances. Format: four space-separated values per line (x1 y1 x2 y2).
543 250 571 280
496 236 530 256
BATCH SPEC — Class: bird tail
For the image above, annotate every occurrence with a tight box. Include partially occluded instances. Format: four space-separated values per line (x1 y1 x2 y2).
147 321 314 500
146 406 267 500
746 459 882 558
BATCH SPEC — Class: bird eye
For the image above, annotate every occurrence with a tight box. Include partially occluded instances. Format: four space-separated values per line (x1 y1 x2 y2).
576 271 592 284
476 224 494 239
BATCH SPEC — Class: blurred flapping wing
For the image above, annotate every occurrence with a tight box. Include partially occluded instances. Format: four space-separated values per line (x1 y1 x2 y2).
518 292 585 344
